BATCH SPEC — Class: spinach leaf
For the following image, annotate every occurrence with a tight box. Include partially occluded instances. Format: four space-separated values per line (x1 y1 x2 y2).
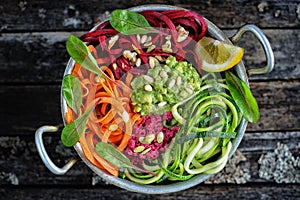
95 142 156 176
62 74 82 114
225 71 260 123
66 35 102 75
61 105 94 147
110 9 157 35
66 35 122 89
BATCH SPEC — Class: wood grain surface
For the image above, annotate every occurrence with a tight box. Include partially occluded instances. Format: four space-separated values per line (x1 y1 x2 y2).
1 0 299 31
0 0 299 199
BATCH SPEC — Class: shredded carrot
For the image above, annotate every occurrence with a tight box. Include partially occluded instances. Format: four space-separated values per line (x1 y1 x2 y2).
65 49 141 176
65 106 74 124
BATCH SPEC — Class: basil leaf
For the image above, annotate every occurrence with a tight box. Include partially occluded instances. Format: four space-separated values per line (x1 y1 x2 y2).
225 71 260 123
110 9 156 35
95 142 156 176
62 75 82 114
61 106 94 147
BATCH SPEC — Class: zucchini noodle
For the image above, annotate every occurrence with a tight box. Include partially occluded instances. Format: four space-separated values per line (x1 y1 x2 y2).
123 73 242 183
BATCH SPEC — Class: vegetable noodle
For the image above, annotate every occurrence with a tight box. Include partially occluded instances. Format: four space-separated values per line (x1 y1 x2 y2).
63 9 254 185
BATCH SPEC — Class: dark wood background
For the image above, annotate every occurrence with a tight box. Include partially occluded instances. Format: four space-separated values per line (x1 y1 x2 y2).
0 0 299 199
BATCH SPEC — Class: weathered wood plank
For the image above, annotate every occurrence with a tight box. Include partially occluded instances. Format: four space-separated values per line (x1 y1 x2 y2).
248 80 300 131
1 131 299 186
0 184 299 199
0 32 83 83
0 85 62 136
0 29 299 83
0 0 299 32
0 80 299 136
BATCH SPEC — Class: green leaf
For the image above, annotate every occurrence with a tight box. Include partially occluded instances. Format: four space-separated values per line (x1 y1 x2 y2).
95 142 156 176
66 35 101 75
110 9 156 35
62 75 82 114
61 105 94 147
66 35 121 87
225 71 260 123
96 142 131 167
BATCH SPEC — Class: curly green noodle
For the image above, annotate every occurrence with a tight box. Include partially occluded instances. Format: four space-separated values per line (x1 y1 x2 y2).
124 73 242 183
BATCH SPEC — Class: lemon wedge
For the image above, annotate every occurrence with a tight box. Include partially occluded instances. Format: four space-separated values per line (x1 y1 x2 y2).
196 37 244 72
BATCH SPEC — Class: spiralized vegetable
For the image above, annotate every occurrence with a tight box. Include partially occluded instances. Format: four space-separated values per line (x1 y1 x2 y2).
80 10 206 79
65 10 243 184
123 74 241 184
66 46 143 176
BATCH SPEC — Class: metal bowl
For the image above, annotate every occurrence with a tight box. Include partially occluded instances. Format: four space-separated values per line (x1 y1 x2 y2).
35 4 274 194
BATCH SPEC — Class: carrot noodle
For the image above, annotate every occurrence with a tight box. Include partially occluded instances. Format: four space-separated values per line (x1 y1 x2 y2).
65 45 142 175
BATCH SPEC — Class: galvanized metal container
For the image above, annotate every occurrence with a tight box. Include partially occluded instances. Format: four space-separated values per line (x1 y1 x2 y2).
35 4 274 194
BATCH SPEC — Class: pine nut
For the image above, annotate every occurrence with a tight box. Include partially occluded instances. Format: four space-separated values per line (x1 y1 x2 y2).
149 57 156 68
162 47 172 53
177 25 189 42
137 34 141 43
121 111 130 123
95 76 105 83
176 76 182 86
146 44 156 53
109 124 118 131
108 35 119 49
123 50 131 58
185 87 193 94
165 35 172 40
143 134 155 144
132 44 141 54
141 147 151 155
157 131 164 144
158 101 167 107
138 137 145 143
134 146 145 153
136 58 141 67
144 84 153 92
159 70 168 78
144 41 152 47
168 79 176 88
155 56 164 62
143 75 154 83
141 35 147 44
112 63 117 70
146 35 152 43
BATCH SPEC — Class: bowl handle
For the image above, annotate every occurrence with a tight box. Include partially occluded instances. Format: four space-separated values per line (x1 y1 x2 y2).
35 125 78 175
230 24 275 76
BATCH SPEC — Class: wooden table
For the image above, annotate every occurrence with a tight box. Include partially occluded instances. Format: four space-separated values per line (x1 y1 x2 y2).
1 1 299 199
